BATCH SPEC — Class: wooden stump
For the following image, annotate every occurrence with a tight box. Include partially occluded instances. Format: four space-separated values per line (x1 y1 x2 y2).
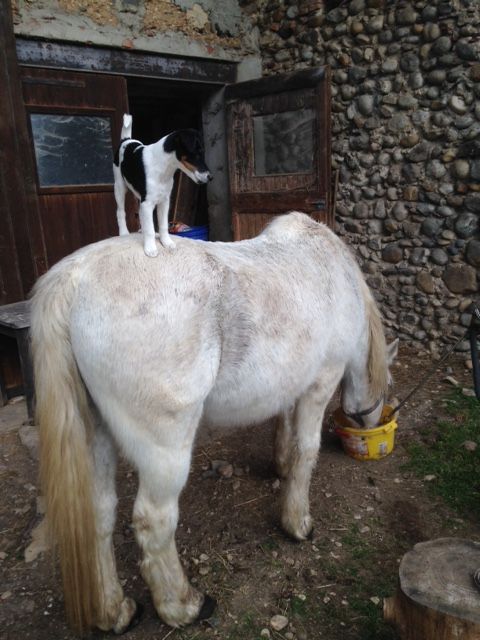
384 538 480 640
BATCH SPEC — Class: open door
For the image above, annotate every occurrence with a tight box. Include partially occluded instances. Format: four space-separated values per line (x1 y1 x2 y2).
225 68 331 240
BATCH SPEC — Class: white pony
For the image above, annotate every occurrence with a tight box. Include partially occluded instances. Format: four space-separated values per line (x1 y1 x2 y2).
31 212 397 634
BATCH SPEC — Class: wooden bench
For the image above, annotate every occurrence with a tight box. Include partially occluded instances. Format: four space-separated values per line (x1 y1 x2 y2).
0 300 34 419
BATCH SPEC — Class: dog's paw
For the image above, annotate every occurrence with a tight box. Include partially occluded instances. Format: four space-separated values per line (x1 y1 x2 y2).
160 236 176 251
144 243 159 258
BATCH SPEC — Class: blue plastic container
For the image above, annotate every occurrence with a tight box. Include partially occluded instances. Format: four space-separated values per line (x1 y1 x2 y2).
173 225 209 241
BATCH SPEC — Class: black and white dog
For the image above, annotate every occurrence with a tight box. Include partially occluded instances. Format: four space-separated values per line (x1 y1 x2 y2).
113 114 211 257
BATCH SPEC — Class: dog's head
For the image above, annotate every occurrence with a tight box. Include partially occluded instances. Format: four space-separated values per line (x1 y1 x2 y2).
163 129 212 184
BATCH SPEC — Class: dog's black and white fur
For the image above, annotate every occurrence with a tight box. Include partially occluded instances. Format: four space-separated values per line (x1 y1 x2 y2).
113 114 211 257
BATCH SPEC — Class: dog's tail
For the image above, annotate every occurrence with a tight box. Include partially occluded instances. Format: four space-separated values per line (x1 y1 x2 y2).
121 113 133 139
31 259 102 633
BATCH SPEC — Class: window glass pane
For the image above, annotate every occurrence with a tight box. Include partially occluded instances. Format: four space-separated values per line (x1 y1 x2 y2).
253 108 315 176
30 114 113 187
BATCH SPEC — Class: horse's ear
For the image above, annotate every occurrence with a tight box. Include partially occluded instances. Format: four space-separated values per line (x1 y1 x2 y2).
387 338 399 365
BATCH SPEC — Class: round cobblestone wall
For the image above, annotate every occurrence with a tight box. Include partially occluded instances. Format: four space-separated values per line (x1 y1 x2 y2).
243 0 480 356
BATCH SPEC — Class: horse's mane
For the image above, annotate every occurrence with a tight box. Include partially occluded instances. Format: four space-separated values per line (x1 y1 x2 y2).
362 279 389 400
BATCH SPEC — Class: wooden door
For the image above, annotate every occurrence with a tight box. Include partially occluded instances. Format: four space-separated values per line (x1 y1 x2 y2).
21 67 131 267
226 68 331 240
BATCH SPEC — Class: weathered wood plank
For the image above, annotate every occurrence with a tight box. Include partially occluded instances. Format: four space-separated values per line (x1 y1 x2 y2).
0 0 46 304
16 38 237 85
231 193 327 213
226 67 326 101
0 300 31 330
233 212 330 241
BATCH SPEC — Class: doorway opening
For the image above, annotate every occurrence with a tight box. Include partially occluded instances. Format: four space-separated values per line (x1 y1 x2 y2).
126 77 212 232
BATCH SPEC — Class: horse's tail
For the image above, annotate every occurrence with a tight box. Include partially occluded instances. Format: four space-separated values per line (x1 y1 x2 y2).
359 277 388 398
31 260 100 634
121 113 132 139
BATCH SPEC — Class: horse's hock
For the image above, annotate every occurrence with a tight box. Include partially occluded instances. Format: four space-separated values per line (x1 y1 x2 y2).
384 538 480 640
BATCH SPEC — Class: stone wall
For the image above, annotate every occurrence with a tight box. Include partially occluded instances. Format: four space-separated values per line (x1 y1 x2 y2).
246 0 480 356
12 0 258 61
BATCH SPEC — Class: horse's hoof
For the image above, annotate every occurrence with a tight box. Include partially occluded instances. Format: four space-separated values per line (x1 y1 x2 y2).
297 523 314 542
290 526 314 543
282 513 314 542
113 601 144 635
126 601 144 632
196 594 216 622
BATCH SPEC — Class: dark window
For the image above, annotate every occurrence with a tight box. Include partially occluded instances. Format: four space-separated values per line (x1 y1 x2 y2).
30 113 113 187
253 108 315 176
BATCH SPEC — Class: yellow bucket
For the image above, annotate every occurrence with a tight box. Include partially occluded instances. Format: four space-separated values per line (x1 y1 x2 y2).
333 405 398 461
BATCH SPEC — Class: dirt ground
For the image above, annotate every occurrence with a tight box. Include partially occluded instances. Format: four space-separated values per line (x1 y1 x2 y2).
1 345 479 640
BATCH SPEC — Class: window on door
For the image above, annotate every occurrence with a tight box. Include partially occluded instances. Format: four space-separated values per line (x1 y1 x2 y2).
29 112 114 188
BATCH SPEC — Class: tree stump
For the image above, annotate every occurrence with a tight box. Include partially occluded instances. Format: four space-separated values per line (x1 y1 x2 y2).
384 538 480 640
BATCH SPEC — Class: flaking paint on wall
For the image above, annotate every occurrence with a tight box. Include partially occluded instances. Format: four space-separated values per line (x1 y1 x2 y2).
174 0 246 37
12 0 258 61
58 0 118 27
142 0 242 49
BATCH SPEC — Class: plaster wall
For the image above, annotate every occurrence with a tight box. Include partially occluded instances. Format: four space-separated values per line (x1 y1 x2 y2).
12 0 259 62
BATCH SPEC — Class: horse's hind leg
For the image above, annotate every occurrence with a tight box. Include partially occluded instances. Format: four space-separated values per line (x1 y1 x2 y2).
281 367 344 541
275 407 294 479
131 406 213 628
92 423 138 633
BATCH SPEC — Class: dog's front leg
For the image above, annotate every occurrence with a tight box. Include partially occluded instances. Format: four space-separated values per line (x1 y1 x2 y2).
113 165 129 236
139 201 159 257
157 200 176 251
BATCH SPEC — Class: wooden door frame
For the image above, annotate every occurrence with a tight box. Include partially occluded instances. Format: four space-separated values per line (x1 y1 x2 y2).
0 1 47 304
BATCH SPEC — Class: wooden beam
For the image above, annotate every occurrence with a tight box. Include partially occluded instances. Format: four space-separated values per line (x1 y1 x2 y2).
225 67 326 102
16 38 237 85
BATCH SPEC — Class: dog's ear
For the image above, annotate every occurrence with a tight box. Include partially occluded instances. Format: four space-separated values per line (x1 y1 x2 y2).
164 129 203 159
178 130 202 154
163 131 181 155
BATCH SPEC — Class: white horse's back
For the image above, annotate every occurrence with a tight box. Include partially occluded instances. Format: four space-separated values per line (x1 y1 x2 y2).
57 212 367 429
